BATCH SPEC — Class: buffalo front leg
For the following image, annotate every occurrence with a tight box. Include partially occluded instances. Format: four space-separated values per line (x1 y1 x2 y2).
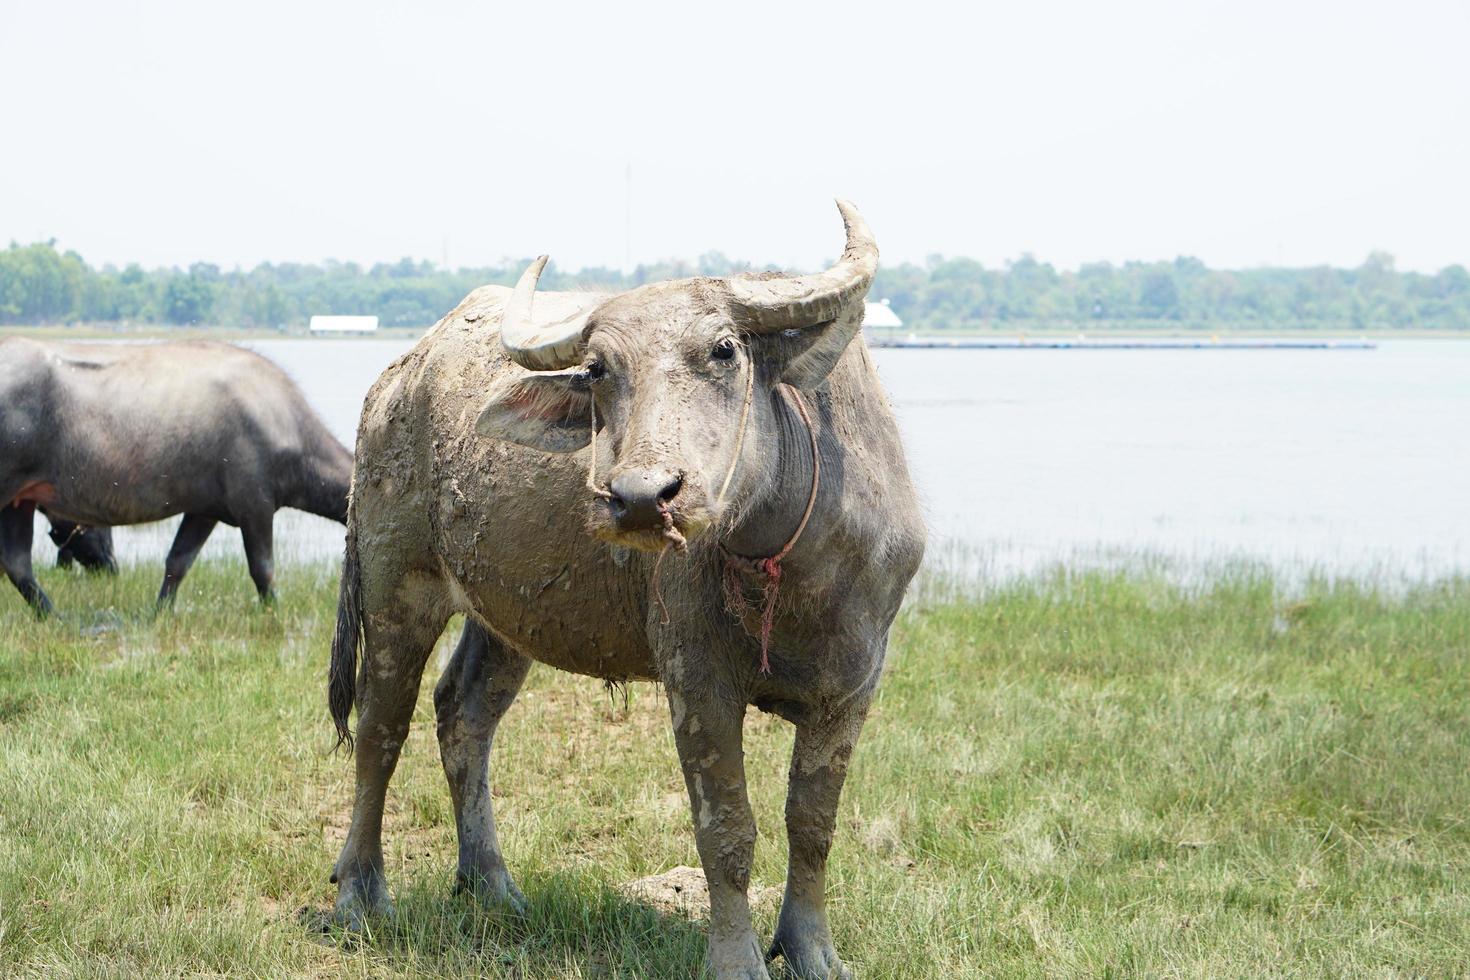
71 525 117 574
768 699 872 980
239 513 275 603
667 683 768 979
331 612 443 929
157 514 218 607
1 503 53 617
433 619 532 910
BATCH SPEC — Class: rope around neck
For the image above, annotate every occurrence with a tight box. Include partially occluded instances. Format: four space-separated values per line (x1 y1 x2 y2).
766 384 821 566
721 382 821 674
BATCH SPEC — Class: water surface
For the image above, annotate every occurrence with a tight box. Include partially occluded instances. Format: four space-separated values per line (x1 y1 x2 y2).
69 338 1470 581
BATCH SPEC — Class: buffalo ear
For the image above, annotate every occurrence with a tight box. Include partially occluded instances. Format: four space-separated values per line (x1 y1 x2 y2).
475 371 599 453
751 304 865 390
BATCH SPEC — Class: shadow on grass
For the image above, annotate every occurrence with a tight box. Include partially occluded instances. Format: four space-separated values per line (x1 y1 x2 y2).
302 872 711 977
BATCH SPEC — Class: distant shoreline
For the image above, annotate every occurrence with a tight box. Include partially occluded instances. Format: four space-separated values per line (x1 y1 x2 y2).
4 323 1467 343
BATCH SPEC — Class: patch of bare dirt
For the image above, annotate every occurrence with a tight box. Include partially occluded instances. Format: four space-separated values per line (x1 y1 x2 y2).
619 865 780 920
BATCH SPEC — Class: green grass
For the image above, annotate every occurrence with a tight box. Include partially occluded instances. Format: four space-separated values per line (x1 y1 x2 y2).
1 560 1467 977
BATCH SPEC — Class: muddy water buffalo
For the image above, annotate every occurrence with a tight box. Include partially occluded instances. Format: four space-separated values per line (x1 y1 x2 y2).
327 202 924 978
0 339 352 614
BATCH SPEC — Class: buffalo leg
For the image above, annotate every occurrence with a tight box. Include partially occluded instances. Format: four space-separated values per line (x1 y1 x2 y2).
70 525 118 574
433 620 532 909
332 610 444 928
157 514 218 607
239 514 275 602
768 700 872 980
1 503 53 617
666 682 767 979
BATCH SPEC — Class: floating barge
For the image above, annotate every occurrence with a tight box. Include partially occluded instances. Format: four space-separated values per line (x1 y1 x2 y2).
865 335 1377 351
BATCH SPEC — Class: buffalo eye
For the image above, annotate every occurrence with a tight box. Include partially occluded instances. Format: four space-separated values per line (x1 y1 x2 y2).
711 338 737 361
573 360 606 389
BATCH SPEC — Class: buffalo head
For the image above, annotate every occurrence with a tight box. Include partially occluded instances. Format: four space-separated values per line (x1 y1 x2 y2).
476 200 876 552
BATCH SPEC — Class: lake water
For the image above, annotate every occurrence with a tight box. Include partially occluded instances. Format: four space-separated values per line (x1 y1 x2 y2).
55 337 1470 582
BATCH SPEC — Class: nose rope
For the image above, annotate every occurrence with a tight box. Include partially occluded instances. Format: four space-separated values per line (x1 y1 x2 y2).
589 388 687 624
586 354 754 510
55 522 89 550
651 543 673 625
650 359 752 626
714 355 756 509
589 357 809 658
585 399 613 500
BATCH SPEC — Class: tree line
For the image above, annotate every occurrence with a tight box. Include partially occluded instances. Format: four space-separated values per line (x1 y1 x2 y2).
2 239 1466 331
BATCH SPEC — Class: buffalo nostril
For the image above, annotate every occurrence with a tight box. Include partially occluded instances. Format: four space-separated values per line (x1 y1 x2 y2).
608 470 681 530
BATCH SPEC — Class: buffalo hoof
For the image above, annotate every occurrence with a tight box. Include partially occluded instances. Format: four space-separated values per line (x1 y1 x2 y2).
768 917 852 980
454 865 528 914
710 934 771 980
331 873 394 932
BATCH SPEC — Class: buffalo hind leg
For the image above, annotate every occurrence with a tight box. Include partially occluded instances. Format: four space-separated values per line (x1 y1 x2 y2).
433 619 532 910
332 608 445 928
1 503 53 617
157 514 218 607
666 681 768 979
768 699 873 980
239 513 275 603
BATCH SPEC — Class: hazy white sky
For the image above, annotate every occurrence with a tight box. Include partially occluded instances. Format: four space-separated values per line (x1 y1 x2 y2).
2 0 1466 274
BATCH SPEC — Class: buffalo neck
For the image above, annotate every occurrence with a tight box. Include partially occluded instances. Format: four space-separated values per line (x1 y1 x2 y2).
281 433 353 524
719 384 826 562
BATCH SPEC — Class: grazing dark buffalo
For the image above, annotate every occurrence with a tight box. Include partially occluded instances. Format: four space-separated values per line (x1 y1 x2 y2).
327 202 925 978
47 517 117 573
0 338 352 614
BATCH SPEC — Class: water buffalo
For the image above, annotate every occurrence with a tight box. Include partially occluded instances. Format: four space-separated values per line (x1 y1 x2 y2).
327 201 924 979
0 338 352 614
47 517 117 573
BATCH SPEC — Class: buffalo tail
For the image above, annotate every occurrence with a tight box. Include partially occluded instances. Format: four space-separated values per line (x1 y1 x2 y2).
328 524 361 752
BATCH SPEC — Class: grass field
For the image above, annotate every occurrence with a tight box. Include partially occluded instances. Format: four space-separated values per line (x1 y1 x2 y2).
1 560 1468 977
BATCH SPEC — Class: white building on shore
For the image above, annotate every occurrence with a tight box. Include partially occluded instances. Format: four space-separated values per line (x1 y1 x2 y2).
862 299 903 341
310 315 379 335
